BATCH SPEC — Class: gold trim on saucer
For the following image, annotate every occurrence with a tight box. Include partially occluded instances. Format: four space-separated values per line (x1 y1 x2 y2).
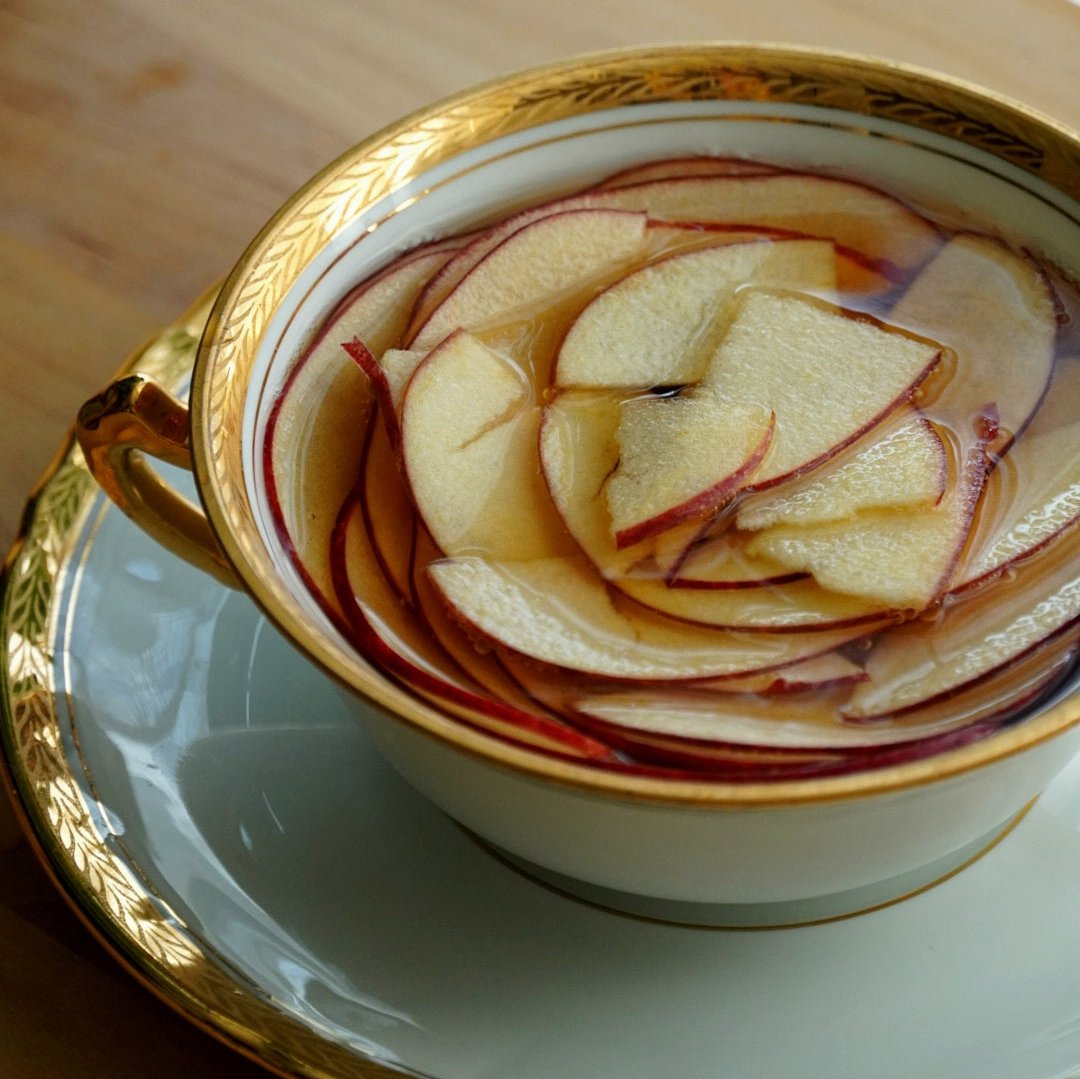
0 293 399 1078
193 44 1080 809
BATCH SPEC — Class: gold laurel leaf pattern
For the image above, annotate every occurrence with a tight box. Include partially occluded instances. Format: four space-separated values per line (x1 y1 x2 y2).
1 301 402 1076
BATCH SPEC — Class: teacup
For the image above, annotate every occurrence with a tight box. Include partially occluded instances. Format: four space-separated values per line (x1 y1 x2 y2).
76 44 1080 926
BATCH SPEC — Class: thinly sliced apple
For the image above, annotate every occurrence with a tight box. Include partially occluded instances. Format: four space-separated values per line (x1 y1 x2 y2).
401 330 576 561
747 435 990 609
555 239 838 388
593 156 788 189
616 572 890 630
888 233 1057 450
540 392 798 587
358 411 415 602
607 392 774 548
663 529 807 590
410 171 938 331
699 290 942 493
427 554 881 681
378 348 428 413
266 245 452 611
735 411 948 531
409 209 648 351
692 652 868 694
320 245 456 357
540 391 884 626
566 648 1075 772
594 173 941 275
563 635 1075 752
952 358 1080 592
844 527 1080 720
409 527 558 718
650 517 804 588
330 483 614 761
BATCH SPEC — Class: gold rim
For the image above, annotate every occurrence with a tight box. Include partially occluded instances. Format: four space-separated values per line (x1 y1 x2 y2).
192 43 1080 807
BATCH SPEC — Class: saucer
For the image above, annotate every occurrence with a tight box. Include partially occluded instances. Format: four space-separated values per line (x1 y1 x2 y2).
7 305 1080 1079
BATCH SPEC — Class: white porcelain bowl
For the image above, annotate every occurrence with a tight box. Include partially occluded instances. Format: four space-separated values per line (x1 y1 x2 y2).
77 45 1080 925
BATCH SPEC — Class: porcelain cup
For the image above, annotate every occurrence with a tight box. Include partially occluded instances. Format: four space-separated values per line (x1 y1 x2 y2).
76 45 1080 925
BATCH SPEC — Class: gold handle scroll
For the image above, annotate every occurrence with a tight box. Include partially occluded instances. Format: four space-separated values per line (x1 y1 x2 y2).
76 374 241 589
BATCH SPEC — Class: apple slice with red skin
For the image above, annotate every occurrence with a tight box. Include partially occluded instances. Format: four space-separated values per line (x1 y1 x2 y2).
409 170 938 331
548 289 941 575
747 421 990 610
539 391 886 627
951 358 1080 593
696 290 943 495
888 232 1057 454
426 553 885 680
735 410 948 532
408 526 560 718
340 338 406 452
495 646 865 711
403 331 902 633
492 647 836 771
664 410 946 590
328 478 615 762
844 525 1080 721
400 329 577 562
692 652 868 694
662 530 808 590
592 156 789 189
597 290 943 577
358 409 416 603
561 649 1075 775
591 173 940 277
616 568 892 631
409 208 648 351
648 515 806 589
494 643 1041 781
265 244 454 614
550 636 1076 758
555 238 839 389
606 394 775 548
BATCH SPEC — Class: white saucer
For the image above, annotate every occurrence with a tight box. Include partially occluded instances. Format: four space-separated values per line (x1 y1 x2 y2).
3 459 1080 1079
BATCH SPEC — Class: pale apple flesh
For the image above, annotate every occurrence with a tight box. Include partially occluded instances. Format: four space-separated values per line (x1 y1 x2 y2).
747 423 992 610
401 329 577 562
328 474 616 761
408 208 649 351
735 410 948 532
951 358 1080 593
606 395 775 548
555 238 839 389
426 554 882 681
266 244 456 615
844 528 1080 720
264 154 1078 779
698 290 943 493
888 232 1057 453
409 168 939 328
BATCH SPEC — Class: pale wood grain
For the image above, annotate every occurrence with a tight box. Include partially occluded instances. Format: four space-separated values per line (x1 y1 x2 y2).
1 0 1078 1074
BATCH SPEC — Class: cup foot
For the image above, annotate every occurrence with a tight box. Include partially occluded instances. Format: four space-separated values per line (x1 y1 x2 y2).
479 803 1033 929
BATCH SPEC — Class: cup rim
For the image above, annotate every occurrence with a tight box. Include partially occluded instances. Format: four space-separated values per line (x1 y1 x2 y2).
190 41 1080 808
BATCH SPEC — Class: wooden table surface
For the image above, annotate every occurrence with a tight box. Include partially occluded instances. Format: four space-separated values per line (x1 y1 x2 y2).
2 1 1079 1075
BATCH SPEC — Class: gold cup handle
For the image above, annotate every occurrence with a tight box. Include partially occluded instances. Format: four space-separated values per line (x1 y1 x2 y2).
76 374 241 589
